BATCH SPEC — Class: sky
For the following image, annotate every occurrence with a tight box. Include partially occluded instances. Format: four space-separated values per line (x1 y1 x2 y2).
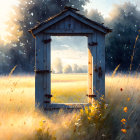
51 0 140 68
51 36 88 67
83 0 140 18
0 0 140 70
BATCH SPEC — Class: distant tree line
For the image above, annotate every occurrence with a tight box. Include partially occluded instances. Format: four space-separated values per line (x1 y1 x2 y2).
105 3 140 72
0 1 140 74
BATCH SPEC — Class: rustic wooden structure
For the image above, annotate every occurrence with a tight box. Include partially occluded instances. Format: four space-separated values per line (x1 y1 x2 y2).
29 6 111 110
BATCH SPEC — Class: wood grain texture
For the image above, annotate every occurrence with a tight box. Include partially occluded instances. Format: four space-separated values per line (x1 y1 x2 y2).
96 32 105 98
35 33 52 109
32 10 110 35
88 33 105 101
88 35 93 104
44 103 89 110
35 33 44 71
43 34 51 109
45 16 95 34
88 34 98 103
33 9 107 109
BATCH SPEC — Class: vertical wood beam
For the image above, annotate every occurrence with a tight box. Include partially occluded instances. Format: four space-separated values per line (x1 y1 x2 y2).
96 32 105 98
88 32 105 101
35 33 51 110
88 36 93 104
35 33 44 108
92 34 98 98
43 34 51 109
88 32 105 103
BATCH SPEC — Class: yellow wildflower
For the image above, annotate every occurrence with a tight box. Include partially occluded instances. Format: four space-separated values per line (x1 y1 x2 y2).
88 117 91 121
123 107 128 113
121 129 127 134
121 119 127 124
127 98 130 102
39 120 44 127
85 107 89 115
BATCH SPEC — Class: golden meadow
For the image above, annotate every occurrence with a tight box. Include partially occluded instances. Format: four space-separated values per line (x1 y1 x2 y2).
0 74 140 140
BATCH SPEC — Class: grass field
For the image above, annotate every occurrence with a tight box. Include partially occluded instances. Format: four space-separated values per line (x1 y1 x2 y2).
0 74 140 140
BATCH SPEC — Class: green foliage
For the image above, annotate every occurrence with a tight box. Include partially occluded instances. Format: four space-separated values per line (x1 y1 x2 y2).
33 118 56 140
34 128 56 140
8 0 87 73
1 2 140 73
106 3 140 71
69 98 116 140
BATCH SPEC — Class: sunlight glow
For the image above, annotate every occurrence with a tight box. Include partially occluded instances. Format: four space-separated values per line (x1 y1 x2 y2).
0 0 22 45
83 0 139 18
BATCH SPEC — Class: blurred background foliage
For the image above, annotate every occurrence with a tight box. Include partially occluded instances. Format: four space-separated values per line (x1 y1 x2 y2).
0 1 140 74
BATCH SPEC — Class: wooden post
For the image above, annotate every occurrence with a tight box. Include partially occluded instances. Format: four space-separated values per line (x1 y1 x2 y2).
88 32 105 102
88 34 98 103
35 33 44 109
43 34 51 109
35 33 51 109
96 32 105 98
88 36 93 104
29 7 111 111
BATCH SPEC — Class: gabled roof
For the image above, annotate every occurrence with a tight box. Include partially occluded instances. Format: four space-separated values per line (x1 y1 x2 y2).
29 6 112 36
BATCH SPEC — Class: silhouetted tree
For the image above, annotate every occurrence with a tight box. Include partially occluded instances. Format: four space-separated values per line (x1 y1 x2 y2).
0 1 140 74
9 0 88 73
105 3 140 71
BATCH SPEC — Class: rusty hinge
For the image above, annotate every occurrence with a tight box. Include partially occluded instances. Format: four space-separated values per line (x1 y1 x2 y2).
42 39 51 44
35 70 52 73
94 66 103 78
98 66 103 78
44 101 50 104
88 42 98 46
44 94 52 98
86 94 97 98
94 66 98 72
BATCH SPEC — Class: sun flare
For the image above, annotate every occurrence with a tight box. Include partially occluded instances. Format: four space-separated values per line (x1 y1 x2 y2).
0 0 22 45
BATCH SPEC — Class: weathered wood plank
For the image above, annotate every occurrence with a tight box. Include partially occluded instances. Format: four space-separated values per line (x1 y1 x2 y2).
70 16 74 30
30 7 110 111
44 103 89 110
32 10 109 35
91 34 98 99
45 16 95 34
68 12 107 34
35 33 44 70
88 34 98 102
88 36 93 104
96 32 105 98
45 30 94 34
35 73 44 108
43 34 51 108
35 33 44 108
35 33 52 109
64 16 68 31
50 33 89 36
32 11 70 35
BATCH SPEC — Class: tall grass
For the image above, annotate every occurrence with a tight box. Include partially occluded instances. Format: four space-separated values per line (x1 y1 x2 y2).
0 74 139 139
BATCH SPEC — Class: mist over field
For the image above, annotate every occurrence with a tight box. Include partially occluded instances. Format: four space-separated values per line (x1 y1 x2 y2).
0 74 140 139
